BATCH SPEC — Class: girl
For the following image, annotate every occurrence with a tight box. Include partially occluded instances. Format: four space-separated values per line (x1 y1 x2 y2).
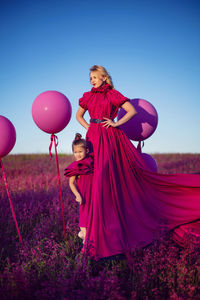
64 133 94 242
76 65 200 260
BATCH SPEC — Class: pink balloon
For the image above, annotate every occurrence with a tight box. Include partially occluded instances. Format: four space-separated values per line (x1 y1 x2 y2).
32 91 72 134
0 116 16 158
117 99 158 141
140 152 158 172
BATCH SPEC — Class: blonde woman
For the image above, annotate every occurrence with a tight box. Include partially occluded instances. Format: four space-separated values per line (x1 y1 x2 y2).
76 65 200 260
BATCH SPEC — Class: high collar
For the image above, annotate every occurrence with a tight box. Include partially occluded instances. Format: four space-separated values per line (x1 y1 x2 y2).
91 83 112 94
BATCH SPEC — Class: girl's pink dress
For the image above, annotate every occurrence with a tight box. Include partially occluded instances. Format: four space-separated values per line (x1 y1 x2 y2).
64 155 94 227
79 84 200 260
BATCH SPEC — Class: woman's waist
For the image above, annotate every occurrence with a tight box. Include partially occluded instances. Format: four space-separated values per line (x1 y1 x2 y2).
90 118 114 124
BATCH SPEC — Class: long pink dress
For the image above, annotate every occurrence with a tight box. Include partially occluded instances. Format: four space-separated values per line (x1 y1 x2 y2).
64 155 94 227
79 84 200 259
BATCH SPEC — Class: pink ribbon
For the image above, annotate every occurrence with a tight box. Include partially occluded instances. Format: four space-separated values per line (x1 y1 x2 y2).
49 134 66 237
137 140 144 152
0 158 23 245
49 134 58 160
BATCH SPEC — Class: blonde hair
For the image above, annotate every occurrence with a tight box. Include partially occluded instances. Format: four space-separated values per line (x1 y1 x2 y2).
90 65 114 89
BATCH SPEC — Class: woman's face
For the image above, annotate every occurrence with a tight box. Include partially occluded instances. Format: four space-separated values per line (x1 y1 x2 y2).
90 71 106 88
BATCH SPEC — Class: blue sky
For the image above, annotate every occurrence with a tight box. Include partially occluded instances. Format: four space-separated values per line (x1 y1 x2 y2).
1 0 200 154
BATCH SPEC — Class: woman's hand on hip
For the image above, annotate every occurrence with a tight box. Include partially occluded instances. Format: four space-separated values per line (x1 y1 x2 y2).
102 118 118 128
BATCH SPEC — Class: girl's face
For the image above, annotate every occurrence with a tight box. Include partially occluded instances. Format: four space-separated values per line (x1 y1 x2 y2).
73 145 87 161
90 71 106 88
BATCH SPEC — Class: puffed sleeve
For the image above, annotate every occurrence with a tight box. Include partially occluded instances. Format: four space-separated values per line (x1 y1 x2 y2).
64 156 94 177
79 91 91 110
64 161 79 177
109 89 130 108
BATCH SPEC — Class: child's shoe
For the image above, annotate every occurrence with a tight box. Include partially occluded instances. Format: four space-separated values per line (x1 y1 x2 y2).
78 230 85 240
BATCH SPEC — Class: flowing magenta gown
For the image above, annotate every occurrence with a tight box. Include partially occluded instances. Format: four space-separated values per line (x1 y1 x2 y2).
64 155 94 227
79 84 200 259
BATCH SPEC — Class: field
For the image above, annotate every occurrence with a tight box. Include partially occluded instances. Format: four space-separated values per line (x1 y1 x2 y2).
0 153 200 299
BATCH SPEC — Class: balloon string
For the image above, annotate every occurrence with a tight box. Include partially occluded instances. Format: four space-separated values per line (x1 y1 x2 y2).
50 134 66 237
0 158 23 245
137 141 144 152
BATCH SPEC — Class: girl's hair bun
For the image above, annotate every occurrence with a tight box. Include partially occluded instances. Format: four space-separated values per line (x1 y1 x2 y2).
72 133 87 151
75 133 82 141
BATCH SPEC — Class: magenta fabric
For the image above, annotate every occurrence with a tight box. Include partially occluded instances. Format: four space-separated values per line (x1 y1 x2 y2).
64 155 94 227
79 84 200 260
173 221 200 247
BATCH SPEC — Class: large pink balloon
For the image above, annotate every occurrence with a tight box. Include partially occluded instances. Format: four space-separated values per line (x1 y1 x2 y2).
32 91 72 134
140 152 158 172
0 116 16 158
117 99 158 141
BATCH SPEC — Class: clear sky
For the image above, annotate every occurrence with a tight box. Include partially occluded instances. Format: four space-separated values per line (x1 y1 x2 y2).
1 0 200 155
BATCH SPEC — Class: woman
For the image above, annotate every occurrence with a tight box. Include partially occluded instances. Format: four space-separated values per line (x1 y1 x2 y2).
76 65 200 260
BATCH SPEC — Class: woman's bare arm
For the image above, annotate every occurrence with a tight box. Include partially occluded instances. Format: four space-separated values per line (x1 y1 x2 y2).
76 107 90 130
103 101 137 128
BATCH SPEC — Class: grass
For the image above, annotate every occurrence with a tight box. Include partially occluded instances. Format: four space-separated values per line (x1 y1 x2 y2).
0 153 200 299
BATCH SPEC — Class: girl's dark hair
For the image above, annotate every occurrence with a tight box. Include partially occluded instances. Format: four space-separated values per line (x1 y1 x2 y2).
72 133 87 151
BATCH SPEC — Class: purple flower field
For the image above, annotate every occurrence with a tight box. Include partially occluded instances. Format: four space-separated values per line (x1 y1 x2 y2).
0 153 200 299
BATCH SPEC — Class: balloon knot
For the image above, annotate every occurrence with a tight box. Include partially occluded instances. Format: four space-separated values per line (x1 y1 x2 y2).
137 141 144 152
